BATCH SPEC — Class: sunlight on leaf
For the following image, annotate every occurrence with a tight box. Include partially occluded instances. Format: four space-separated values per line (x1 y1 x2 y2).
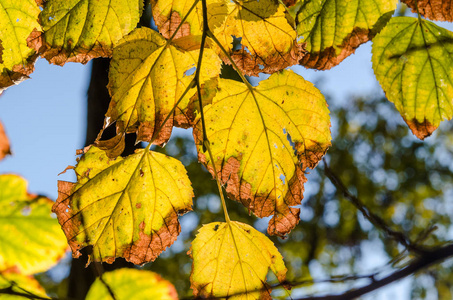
0 121 10 161
52 146 194 265
401 0 453 22
194 70 331 236
372 17 453 139
296 0 396 70
213 0 304 76
190 221 287 299
27 0 142 65
0 273 49 299
98 27 221 156
0 0 40 90
86 269 178 300
0 175 67 275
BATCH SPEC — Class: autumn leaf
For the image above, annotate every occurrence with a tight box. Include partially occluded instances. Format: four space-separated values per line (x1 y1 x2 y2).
27 0 142 65
97 27 221 156
86 269 178 300
0 175 67 275
194 70 331 236
0 0 41 90
212 0 305 76
372 17 453 139
52 146 194 265
0 273 49 299
190 221 287 299
0 121 10 161
296 0 396 70
401 0 453 22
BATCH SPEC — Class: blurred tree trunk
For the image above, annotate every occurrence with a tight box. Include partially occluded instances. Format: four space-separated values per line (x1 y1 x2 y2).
66 57 137 300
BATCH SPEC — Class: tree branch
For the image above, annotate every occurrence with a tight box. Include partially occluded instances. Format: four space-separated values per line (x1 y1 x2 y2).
323 159 428 255
294 243 453 300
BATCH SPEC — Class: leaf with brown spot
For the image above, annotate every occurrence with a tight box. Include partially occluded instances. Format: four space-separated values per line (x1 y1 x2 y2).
0 121 11 161
52 146 194 264
151 0 228 50
193 70 331 236
97 27 221 156
213 0 304 76
27 0 142 65
402 0 453 22
372 17 453 139
0 174 67 275
296 0 396 70
190 221 287 299
0 0 41 91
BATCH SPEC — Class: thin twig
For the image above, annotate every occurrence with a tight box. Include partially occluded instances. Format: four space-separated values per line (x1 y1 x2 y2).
323 158 428 255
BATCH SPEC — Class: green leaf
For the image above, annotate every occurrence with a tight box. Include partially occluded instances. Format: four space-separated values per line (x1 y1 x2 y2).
401 0 453 22
372 17 453 139
194 70 331 236
0 0 41 90
0 273 49 299
86 269 178 300
190 221 287 299
0 175 67 275
52 146 194 265
296 0 396 70
27 0 142 65
97 27 221 157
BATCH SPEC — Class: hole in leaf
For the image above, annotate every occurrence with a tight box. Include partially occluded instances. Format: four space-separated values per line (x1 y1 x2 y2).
279 174 286 185
184 66 196 76
21 206 31 216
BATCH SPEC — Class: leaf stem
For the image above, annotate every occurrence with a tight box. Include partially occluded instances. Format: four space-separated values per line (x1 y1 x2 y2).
198 0 231 223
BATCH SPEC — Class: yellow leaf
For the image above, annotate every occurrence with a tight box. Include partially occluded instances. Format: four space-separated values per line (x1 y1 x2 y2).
27 0 142 65
0 0 41 90
0 121 10 161
86 269 178 300
190 221 287 299
213 0 304 76
0 273 49 299
296 0 396 70
52 146 194 265
0 175 67 275
98 27 221 156
194 70 331 236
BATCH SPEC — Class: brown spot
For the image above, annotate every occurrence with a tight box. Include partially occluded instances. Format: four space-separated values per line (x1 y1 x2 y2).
52 181 82 258
27 28 112 66
0 121 11 161
402 0 453 22
282 0 298 7
404 117 437 140
122 214 181 265
151 4 192 41
136 203 142 209
300 27 373 70
0 40 3 64
222 41 306 76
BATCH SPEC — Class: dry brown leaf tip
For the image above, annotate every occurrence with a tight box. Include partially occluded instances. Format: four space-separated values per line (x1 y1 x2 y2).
301 27 372 70
404 117 437 140
0 122 11 161
402 0 453 22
